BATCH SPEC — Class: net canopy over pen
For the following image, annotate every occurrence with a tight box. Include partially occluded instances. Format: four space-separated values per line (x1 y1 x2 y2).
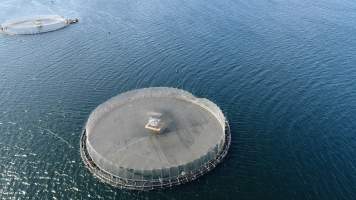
80 87 231 190
0 15 77 35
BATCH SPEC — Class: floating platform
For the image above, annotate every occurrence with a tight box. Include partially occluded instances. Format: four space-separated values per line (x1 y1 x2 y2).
80 87 231 190
0 15 78 35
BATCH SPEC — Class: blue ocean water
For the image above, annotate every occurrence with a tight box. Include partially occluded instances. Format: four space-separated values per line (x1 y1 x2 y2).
1 0 356 199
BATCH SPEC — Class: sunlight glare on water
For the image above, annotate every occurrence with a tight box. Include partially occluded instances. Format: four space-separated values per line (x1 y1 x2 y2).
1 0 356 199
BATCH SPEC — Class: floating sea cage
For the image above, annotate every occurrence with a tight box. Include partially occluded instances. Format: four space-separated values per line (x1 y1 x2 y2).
0 15 78 35
80 87 231 190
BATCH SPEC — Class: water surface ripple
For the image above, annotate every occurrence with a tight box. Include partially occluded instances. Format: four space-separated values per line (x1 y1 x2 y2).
1 0 356 199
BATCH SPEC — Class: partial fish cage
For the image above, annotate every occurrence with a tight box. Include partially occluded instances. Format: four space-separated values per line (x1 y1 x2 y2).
80 87 231 190
0 15 72 35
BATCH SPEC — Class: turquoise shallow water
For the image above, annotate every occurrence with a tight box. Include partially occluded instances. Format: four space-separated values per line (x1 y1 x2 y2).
1 0 356 199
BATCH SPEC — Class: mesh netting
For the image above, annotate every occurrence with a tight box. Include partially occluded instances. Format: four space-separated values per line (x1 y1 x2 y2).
1 15 68 35
80 87 230 190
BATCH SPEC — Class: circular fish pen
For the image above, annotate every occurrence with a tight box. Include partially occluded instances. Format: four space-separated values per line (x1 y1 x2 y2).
80 87 231 190
0 15 78 35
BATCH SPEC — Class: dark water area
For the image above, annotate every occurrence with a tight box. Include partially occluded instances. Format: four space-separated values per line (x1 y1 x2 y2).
1 0 356 199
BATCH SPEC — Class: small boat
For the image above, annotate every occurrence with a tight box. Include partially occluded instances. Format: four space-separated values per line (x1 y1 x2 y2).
0 15 79 35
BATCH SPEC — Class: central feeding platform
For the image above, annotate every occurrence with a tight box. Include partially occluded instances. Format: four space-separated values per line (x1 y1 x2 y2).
80 87 231 190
